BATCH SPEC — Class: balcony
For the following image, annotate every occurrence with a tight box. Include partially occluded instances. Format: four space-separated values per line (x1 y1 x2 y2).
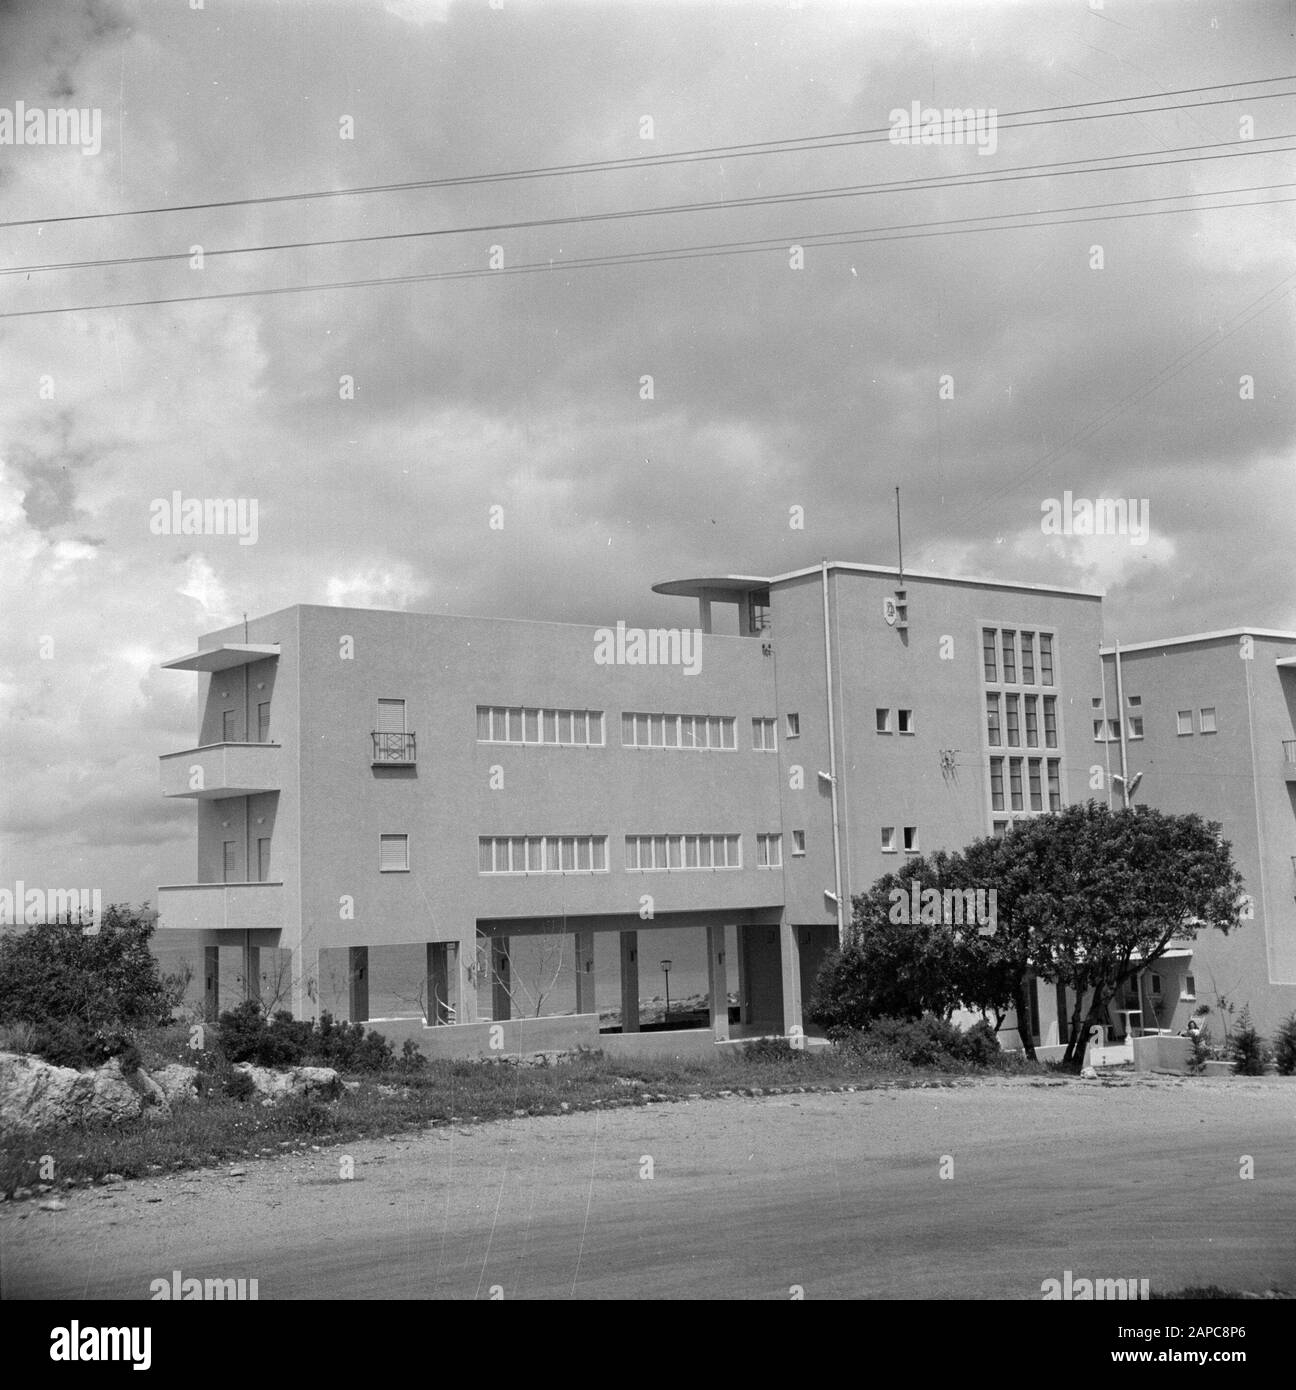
372 731 416 766
160 742 281 799
1283 740 1296 782
156 881 284 933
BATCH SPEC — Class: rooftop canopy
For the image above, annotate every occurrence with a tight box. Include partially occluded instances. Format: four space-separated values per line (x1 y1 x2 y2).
161 643 281 673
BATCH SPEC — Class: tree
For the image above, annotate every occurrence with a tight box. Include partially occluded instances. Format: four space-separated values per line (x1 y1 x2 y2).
1009 803 1244 1071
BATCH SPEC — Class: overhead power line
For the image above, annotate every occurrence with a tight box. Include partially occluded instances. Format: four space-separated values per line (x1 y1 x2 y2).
3 185 1290 321
5 134 1292 280
1 77 1292 230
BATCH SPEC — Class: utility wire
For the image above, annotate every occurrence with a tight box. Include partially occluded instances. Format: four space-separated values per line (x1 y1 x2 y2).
5 134 1292 279
1 78 1292 230
3 186 1289 320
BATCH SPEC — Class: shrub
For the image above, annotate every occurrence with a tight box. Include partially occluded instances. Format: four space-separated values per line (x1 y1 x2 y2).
1188 1026 1212 1075
832 1014 1005 1069
1273 1013 1296 1077
225 1069 256 1102
0 905 172 1061
960 1018 1002 1066
215 1003 395 1072
741 1036 805 1064
1229 1007 1268 1076
397 1039 427 1073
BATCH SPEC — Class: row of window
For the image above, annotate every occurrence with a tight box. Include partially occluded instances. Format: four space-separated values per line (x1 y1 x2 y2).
876 708 915 734
989 756 1063 812
988 693 1059 748
1091 704 1216 740
476 706 606 746
373 833 816 874
622 713 738 750
476 707 801 751
983 628 1055 686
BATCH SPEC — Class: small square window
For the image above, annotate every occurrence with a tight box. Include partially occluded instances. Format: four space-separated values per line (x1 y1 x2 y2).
786 712 800 738
876 708 892 734
992 820 1008 838
1199 706 1217 734
1127 695 1142 707
903 826 919 853
1176 710 1193 735
898 709 914 734
1091 697 1104 709
880 826 896 853
792 830 806 856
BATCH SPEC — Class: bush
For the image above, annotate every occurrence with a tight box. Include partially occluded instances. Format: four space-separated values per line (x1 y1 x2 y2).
960 1018 1002 1066
215 1003 395 1073
1229 1007 1268 1076
397 1039 427 1073
1274 1013 1296 1077
225 1069 256 1101
741 1036 806 1064
832 1014 1005 1069
1188 1026 1212 1075
0 905 172 1062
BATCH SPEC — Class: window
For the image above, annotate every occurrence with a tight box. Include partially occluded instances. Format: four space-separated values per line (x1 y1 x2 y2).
380 834 409 872
986 694 1002 747
1092 697 1104 709
1200 707 1217 734
479 834 607 874
1047 759 1062 810
257 702 271 743
881 826 896 853
982 629 998 683
990 757 1005 812
478 706 604 746
1039 633 1054 686
624 713 735 750
902 826 919 853
1005 695 1020 747
1128 716 1144 739
1028 758 1043 811
752 717 777 750
257 838 271 882
1150 973 1162 996
625 834 740 870
1177 710 1193 735
1044 696 1058 748
377 698 406 733
792 830 806 856
756 833 782 868
1009 758 1024 811
786 712 800 738
1182 974 1197 1001
1093 719 1105 742
1001 631 1017 684
1020 633 1035 684
222 841 237 883
1024 695 1039 747
1107 719 1121 742
876 708 892 734
993 820 1008 838
222 709 237 742
898 708 914 734
1127 695 1142 707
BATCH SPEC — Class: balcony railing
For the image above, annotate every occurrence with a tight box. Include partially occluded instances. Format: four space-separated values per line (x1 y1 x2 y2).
372 731 416 765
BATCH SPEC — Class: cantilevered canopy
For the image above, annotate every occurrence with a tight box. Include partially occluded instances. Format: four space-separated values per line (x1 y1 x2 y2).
651 575 771 598
161 644 280 672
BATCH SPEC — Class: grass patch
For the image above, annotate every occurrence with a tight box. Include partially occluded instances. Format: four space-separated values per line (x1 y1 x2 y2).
1 1040 1041 1197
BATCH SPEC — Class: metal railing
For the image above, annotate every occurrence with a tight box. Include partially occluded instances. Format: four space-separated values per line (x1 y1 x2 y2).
371 731 416 764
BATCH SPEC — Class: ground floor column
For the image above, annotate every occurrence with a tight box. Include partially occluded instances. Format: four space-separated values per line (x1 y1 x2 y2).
242 935 260 1007
707 923 730 1041
348 945 369 1023
204 945 220 1020
491 937 512 1021
427 942 450 1024
735 927 751 1024
574 930 596 1016
779 921 803 1036
619 931 639 1032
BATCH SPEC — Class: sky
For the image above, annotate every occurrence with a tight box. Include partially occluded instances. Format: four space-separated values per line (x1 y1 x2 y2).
1 0 1293 909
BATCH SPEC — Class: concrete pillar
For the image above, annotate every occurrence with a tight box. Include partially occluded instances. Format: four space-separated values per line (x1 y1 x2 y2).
427 942 450 1024
204 946 220 1020
779 921 803 1037
242 937 260 1007
619 931 640 1032
348 945 369 1023
697 598 712 635
735 927 751 1024
574 931 596 1017
292 945 319 1021
454 939 476 1024
491 937 512 1022
707 924 730 1041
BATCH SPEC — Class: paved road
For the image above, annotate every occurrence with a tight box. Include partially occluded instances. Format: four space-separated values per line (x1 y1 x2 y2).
4 1076 1294 1299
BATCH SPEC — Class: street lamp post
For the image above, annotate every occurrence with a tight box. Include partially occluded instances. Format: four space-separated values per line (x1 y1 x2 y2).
660 959 672 1025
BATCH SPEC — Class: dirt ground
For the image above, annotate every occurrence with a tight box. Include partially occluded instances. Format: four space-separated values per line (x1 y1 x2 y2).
3 1074 1293 1300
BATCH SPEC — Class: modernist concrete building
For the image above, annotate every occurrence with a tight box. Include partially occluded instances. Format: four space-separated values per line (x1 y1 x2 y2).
156 564 1296 1057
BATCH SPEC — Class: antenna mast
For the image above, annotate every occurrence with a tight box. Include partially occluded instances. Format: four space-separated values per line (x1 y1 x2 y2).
895 486 904 583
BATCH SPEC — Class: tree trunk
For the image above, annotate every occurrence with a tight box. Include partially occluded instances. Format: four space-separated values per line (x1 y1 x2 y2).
1011 980 1037 1062
1061 988 1090 1069
1063 989 1109 1073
